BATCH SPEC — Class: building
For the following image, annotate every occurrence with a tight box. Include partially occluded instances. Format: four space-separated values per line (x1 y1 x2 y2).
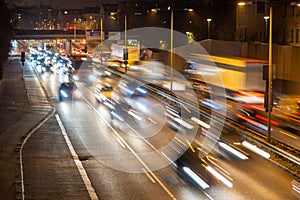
236 0 272 42
15 2 121 34
236 0 300 46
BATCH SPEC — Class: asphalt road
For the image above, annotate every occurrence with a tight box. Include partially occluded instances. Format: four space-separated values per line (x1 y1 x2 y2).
36 63 300 200
1 59 299 199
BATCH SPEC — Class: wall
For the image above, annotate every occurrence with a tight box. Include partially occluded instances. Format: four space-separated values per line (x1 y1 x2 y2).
200 39 300 95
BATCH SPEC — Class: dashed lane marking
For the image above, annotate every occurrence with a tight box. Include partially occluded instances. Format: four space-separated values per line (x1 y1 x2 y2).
55 114 98 200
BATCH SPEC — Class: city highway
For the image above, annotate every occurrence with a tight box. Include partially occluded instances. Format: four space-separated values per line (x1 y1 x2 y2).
35 63 300 200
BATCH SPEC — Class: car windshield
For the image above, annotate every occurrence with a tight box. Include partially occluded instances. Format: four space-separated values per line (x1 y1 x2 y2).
101 86 112 91
60 82 75 90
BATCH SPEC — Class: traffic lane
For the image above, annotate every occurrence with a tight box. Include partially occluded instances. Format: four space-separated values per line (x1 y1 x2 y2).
161 139 300 200
60 85 216 200
242 118 300 150
136 95 298 200
211 145 300 200
83 158 181 200
92 95 239 199
153 166 216 200
262 125 300 150
39 70 178 199
92 101 229 200
99 65 299 153
38 70 62 100
183 83 300 151
55 100 178 199
40 68 300 199
225 101 300 150
61 99 216 200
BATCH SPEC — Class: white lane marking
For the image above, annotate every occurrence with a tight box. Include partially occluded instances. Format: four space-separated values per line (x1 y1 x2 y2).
86 102 94 110
116 138 126 148
82 96 177 200
148 117 157 124
20 108 55 200
55 114 98 200
142 168 156 183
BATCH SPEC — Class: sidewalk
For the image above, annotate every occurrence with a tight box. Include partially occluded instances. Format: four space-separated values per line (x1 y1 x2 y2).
0 59 89 199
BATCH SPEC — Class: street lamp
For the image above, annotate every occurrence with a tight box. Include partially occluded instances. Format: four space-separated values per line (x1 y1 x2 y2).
207 18 212 39
151 7 193 92
237 1 273 141
73 18 77 40
170 8 174 91
264 16 270 42
124 13 128 73
267 5 273 141
99 5 104 64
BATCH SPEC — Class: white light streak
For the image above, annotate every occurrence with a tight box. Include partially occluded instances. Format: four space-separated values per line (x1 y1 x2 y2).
219 142 248 160
242 141 270 159
191 117 210 129
183 167 210 189
206 166 233 188
174 118 194 129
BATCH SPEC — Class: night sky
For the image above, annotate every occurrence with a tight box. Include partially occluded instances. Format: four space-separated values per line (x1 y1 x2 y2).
24 0 105 9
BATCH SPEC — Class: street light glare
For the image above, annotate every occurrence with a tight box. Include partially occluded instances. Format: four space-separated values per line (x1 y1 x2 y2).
238 2 246 6
184 8 194 12
207 18 212 22
151 8 160 13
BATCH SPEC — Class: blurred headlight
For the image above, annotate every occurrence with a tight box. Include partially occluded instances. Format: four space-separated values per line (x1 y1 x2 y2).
73 75 79 81
60 90 68 98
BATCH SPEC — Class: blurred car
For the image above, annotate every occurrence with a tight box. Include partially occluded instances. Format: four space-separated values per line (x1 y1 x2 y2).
58 82 82 101
35 57 45 73
117 79 147 97
94 83 113 103
29 54 38 62
175 143 233 189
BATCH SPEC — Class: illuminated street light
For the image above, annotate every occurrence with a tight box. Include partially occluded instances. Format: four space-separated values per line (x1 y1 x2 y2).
237 1 273 140
151 7 193 92
184 8 194 12
264 16 269 42
151 8 160 13
238 1 253 6
238 2 246 6
291 1 300 6
207 18 212 39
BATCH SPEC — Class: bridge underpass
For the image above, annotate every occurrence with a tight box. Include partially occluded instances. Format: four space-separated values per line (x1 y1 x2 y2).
12 29 86 40
11 29 90 55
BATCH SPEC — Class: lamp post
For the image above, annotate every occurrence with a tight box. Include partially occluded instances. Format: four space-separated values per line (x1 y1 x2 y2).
264 16 270 43
124 13 128 73
100 5 104 64
267 5 273 141
207 18 212 39
170 8 174 91
151 7 193 92
237 1 273 140
73 18 77 40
